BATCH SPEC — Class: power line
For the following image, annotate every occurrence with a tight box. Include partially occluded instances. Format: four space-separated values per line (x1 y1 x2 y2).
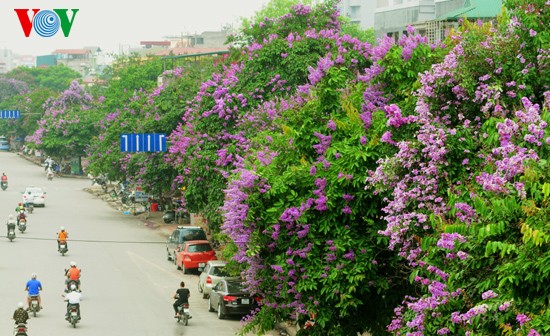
1 236 165 244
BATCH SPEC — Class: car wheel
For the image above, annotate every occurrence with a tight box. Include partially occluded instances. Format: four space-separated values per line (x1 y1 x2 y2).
173 253 176 265
176 260 182 270
182 264 188 274
208 297 215 312
202 291 208 299
198 281 202 293
166 249 171 261
217 302 225 319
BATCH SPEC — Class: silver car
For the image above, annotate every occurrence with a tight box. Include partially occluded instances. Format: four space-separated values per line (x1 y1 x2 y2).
198 261 239 299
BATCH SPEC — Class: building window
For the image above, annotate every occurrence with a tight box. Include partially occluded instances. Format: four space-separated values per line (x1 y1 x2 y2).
350 5 360 19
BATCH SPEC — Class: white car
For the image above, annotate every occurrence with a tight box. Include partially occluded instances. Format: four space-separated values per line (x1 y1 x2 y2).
22 186 46 207
197 260 240 299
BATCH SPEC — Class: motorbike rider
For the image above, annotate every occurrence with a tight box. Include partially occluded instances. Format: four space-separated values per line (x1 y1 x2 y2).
57 227 68 251
24 191 35 209
173 281 191 318
6 214 16 236
15 202 25 213
63 284 82 320
16 210 27 226
12 302 29 324
1 172 7 183
44 156 54 169
25 273 42 310
65 261 81 291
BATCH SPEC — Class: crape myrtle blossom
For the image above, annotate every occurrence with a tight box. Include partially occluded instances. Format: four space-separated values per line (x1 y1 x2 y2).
370 7 550 334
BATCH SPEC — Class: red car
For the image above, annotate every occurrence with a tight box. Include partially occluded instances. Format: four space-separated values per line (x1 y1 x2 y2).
176 240 217 274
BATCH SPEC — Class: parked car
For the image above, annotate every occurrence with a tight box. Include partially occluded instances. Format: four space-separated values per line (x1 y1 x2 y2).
166 226 207 262
208 279 260 319
198 261 240 299
22 186 46 207
175 240 217 274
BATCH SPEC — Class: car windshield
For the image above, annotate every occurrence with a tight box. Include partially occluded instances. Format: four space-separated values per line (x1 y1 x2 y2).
181 230 207 241
187 244 212 252
211 266 230 277
227 282 247 293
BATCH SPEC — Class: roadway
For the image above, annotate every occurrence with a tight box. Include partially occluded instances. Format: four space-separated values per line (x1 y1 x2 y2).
0 151 245 335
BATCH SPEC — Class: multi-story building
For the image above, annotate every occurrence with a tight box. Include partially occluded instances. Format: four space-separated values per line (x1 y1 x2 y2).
339 0 376 29
49 47 104 76
0 48 16 74
339 0 502 43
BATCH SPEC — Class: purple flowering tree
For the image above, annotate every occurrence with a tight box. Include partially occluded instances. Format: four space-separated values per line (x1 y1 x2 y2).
27 80 97 168
365 1 550 334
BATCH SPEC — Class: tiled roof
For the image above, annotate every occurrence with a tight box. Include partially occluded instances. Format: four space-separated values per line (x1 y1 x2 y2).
140 41 171 46
52 49 91 55
439 0 502 20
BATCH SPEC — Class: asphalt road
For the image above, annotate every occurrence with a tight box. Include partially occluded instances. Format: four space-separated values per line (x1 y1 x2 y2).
0 152 245 335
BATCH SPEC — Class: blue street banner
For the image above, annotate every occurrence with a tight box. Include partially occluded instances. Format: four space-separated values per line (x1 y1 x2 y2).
0 110 20 119
120 133 167 152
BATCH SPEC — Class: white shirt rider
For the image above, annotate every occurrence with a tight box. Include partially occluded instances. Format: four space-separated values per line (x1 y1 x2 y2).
65 291 81 304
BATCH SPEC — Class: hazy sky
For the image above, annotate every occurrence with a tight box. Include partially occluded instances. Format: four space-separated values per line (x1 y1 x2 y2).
0 0 271 56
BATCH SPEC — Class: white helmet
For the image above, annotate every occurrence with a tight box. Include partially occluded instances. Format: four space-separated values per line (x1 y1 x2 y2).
70 284 77 291
61 226 65 231
18 302 24 308
8 214 13 219
70 261 77 267
31 273 37 279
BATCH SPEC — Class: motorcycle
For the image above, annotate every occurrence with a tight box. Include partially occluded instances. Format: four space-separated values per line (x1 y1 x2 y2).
18 218 27 233
27 203 34 214
47 171 54 181
16 211 26 225
13 323 28 336
92 175 108 192
29 296 41 317
7 225 16 242
59 241 68 256
66 304 80 328
62 163 71 175
64 278 80 293
163 210 190 224
176 303 190 326
1 180 7 190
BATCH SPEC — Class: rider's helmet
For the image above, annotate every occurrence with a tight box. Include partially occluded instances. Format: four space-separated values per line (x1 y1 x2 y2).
61 226 65 231
31 273 37 279
70 284 77 291
70 261 77 267
8 214 13 220
17 302 24 308
18 202 22 206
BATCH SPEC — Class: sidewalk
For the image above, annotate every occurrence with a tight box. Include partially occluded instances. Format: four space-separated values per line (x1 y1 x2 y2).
85 185 179 240
17 152 87 179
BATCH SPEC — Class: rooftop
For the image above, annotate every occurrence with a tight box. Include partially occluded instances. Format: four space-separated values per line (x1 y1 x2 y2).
52 49 91 55
439 0 503 20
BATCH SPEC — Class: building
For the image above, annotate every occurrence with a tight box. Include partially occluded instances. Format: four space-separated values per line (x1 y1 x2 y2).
51 49 92 76
0 48 16 74
339 0 376 29
152 31 230 57
339 0 502 43
50 47 104 76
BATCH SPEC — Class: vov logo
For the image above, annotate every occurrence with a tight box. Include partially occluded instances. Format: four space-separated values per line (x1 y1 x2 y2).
14 9 79 37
